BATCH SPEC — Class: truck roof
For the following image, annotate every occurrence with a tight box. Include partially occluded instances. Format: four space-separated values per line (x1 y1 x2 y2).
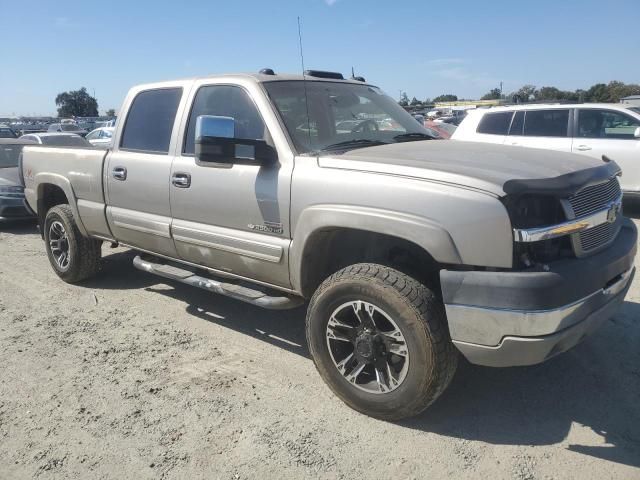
132 72 376 92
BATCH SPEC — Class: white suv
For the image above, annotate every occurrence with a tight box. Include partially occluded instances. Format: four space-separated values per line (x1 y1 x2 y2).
452 104 640 197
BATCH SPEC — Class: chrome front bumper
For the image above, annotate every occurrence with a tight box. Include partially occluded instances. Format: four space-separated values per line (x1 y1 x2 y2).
446 268 633 367
440 219 637 367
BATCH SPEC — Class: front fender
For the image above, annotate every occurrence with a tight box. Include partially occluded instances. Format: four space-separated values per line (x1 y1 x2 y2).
289 204 462 292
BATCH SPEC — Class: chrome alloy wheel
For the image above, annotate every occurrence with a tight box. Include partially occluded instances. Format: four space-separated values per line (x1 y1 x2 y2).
49 221 71 270
326 300 409 394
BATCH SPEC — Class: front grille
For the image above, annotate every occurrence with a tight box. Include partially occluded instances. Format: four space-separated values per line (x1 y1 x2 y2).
568 178 621 218
566 177 622 255
579 222 618 251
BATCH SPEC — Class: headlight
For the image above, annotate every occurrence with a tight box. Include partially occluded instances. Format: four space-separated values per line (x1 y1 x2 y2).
502 194 573 266
502 194 566 229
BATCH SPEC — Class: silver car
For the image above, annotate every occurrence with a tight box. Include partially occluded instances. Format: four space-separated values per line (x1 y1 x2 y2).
85 127 115 148
0 138 36 221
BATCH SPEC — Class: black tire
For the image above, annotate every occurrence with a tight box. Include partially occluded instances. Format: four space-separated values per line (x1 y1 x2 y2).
44 204 102 283
306 263 458 420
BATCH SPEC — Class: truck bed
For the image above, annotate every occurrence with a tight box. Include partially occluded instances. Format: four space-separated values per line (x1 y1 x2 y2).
22 145 112 238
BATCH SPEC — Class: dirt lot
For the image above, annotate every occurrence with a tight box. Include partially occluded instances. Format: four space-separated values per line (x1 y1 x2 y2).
1 220 639 480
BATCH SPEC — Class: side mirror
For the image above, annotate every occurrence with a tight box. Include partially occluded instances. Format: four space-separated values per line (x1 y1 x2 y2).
634 127 640 139
195 115 277 165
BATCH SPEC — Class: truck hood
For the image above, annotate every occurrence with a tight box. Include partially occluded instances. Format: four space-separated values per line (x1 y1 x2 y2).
0 167 20 187
318 141 605 196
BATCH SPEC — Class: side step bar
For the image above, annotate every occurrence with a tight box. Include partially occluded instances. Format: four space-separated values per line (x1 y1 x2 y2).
133 255 304 310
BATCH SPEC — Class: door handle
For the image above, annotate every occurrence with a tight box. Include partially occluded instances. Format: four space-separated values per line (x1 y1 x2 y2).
112 166 127 180
172 173 191 188
575 145 592 151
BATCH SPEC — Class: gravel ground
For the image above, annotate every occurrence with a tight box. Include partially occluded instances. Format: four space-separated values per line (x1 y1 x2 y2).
1 220 639 479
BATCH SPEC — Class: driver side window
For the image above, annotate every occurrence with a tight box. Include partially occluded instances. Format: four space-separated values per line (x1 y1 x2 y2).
183 85 267 157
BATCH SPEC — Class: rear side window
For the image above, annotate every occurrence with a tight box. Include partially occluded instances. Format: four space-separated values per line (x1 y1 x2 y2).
477 112 513 135
120 88 182 154
523 109 569 137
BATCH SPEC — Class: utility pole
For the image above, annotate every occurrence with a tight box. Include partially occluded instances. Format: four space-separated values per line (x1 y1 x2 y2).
500 81 503 99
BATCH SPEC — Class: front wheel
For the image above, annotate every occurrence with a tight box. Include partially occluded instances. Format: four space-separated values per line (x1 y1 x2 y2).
44 204 102 283
306 263 458 420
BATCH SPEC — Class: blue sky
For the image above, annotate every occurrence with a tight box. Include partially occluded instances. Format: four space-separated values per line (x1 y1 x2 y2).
1 0 638 116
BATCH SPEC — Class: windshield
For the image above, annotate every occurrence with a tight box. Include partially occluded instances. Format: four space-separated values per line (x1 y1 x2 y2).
263 81 436 154
628 107 640 115
0 144 23 168
61 124 82 132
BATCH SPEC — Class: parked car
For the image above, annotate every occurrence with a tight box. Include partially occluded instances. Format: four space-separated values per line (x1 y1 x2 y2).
452 104 640 198
0 125 17 139
435 110 468 126
47 123 88 136
0 138 37 221
22 71 636 420
425 120 456 139
85 127 114 148
19 132 92 147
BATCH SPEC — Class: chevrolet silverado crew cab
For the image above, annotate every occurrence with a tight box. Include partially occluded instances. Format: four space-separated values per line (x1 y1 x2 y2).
22 70 637 420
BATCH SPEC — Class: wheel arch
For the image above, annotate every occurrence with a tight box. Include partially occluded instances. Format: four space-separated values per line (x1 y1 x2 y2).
35 174 87 237
290 205 462 298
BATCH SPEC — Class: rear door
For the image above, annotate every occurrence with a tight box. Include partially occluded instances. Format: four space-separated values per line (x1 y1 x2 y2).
105 85 187 257
505 108 573 152
573 108 640 193
169 79 294 288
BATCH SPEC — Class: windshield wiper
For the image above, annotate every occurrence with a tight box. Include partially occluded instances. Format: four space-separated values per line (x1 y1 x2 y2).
393 132 436 142
319 139 388 153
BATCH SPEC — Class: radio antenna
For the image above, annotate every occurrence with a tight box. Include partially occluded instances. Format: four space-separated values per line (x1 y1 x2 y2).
297 16 313 147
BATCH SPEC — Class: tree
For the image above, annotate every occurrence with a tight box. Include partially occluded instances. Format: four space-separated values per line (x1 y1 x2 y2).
105 108 116 117
410 97 421 106
584 83 608 103
398 91 410 107
480 88 502 100
55 87 98 117
535 86 562 101
604 80 640 103
432 94 458 102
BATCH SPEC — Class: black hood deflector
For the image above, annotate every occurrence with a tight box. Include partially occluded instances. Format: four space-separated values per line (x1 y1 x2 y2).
502 160 621 197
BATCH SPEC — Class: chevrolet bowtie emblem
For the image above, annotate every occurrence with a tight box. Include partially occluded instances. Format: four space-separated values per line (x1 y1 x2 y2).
606 202 621 224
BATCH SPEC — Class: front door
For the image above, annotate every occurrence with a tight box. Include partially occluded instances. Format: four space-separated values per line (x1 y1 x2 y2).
573 108 640 193
169 81 293 288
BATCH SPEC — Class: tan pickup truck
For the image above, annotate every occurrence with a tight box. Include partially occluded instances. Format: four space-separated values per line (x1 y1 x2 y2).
21 70 637 419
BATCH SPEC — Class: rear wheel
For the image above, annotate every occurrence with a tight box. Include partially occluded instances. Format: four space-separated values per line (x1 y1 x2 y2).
306 263 458 420
44 204 101 283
